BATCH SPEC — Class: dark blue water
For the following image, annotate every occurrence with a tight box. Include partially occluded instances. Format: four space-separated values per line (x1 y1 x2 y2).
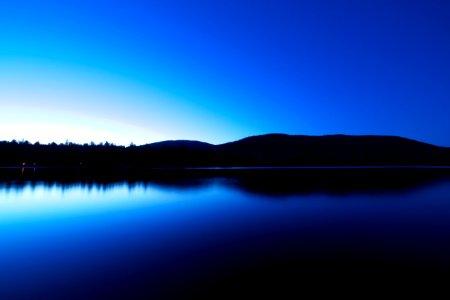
1 169 450 298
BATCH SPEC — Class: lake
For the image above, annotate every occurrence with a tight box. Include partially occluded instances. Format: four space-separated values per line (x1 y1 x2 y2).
1 168 450 299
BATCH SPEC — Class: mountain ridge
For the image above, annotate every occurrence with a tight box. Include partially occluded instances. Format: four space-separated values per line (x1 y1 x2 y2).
0 134 449 167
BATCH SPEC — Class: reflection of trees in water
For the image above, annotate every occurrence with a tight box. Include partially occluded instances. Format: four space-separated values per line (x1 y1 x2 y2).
1 168 450 197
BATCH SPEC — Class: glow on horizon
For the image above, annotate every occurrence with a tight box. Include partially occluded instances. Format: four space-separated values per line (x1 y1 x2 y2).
0 106 163 146
0 60 247 145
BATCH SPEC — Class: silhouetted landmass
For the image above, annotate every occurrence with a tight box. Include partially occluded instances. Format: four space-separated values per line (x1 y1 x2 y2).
0 134 449 168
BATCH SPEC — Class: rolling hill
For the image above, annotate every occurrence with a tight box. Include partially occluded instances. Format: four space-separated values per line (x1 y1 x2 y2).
0 134 449 167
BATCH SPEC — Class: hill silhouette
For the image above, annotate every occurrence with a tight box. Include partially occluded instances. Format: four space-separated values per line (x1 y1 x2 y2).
215 134 449 166
0 134 449 168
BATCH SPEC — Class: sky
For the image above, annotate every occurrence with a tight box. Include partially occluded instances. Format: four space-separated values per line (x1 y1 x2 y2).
0 0 450 146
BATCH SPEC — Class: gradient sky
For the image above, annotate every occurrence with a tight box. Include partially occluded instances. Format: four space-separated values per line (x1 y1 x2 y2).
1 0 450 146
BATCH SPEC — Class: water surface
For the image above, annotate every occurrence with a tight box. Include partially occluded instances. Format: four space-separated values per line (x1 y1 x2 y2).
1 168 450 298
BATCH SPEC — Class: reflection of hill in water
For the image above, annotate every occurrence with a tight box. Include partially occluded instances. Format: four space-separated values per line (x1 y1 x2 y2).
221 168 450 196
2 167 450 196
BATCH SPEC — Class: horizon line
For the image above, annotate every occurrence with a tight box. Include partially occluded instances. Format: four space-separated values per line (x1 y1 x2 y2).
1 133 447 148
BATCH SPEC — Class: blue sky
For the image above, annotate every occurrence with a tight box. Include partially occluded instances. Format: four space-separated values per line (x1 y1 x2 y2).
1 0 449 145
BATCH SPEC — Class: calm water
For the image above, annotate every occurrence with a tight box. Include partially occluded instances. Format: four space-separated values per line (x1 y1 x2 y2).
1 169 450 298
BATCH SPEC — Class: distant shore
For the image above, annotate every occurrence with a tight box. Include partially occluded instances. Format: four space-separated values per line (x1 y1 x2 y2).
1 134 449 169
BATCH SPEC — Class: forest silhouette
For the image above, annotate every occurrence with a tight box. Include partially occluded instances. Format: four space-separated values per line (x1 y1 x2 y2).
1 134 449 168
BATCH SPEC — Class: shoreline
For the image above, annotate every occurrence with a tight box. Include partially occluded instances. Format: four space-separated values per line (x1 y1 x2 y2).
1 165 450 170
